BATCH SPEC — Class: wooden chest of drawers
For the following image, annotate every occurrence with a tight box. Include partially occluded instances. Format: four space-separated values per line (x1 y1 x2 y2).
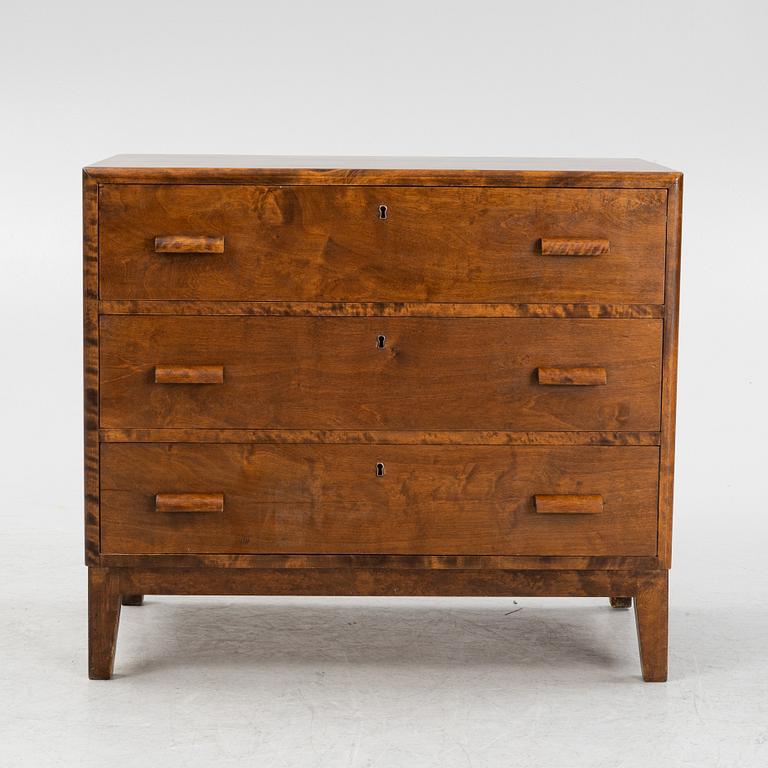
83 156 682 681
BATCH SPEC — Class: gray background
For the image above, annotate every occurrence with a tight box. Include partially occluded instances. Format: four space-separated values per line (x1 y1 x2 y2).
1 1 766 766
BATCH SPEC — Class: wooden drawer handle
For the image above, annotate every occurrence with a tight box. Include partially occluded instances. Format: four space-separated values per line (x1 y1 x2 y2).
534 494 603 514
155 493 224 513
537 366 607 386
540 238 609 256
154 365 224 384
154 235 225 254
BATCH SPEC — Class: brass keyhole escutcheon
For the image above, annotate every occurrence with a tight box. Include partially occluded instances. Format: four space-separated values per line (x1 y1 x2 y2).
376 334 386 349
378 204 388 220
376 462 385 477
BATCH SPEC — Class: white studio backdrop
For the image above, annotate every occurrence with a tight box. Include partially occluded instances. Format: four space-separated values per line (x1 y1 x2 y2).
3 3 768 766
1 0 766 599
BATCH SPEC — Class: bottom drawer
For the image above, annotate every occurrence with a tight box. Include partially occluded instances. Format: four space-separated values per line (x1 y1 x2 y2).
100 444 659 556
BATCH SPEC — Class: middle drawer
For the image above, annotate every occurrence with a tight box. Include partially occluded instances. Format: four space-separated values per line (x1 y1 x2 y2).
100 317 662 431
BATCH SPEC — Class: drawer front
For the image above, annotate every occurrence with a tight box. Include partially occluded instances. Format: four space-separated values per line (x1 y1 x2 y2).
99 185 667 303
100 316 663 431
100 444 660 556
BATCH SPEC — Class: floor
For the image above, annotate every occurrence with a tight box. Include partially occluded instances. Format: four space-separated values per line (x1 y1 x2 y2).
2 512 766 768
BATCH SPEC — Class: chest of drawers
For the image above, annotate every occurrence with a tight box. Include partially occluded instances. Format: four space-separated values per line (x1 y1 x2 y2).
84 156 682 681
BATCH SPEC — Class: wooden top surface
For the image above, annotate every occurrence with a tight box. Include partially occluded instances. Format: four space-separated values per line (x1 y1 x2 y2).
84 156 681 187
88 155 675 172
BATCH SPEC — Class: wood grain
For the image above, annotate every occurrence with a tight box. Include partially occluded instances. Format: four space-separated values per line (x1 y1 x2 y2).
154 365 224 385
112 565 665 599
91 564 666 679
83 172 100 565
84 155 681 190
537 366 607 386
86 155 678 172
658 177 683 567
534 494 604 514
99 185 667 303
88 567 121 679
541 238 609 256
635 570 669 681
86 169 680 189
154 235 224 254
100 443 659 556
84 159 682 682
98 553 663 571
100 317 663 431
99 301 665 319
99 429 662 446
155 493 224 513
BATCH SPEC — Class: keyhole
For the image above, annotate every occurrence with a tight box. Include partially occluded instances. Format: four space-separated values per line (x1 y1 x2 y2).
378 204 388 220
376 462 385 477
376 334 386 349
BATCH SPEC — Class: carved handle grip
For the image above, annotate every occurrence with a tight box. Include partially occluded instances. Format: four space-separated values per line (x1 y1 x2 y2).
155 493 224 513
154 365 224 384
154 235 225 254
537 366 607 386
540 238 609 256
534 494 604 514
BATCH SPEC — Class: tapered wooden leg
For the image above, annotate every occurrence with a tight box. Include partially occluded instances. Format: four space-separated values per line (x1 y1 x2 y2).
634 571 668 682
121 594 144 606
610 596 632 608
89 567 122 680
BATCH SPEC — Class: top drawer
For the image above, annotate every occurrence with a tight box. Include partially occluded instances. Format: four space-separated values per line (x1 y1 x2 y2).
99 185 667 303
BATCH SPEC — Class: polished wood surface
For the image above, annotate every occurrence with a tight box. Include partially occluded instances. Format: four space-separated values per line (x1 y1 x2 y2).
658 178 683 568
83 173 100 565
635 570 669 681
84 156 680 189
537 366 608 386
99 552 662 571
100 443 659 556
87 565 668 678
155 493 224 513
534 494 604 514
99 185 666 303
88 567 121 679
540 238 610 256
87 155 677 171
100 316 663 431
154 365 224 385
99 429 661 446
110 565 666 597
84 157 682 680
100 300 665 318
154 235 225 254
